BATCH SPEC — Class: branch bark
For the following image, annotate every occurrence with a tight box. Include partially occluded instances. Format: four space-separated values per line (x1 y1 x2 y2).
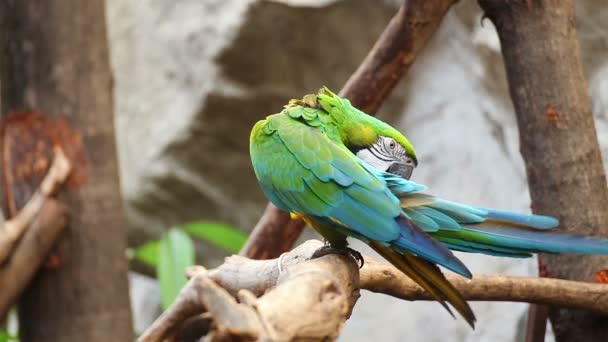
339 0 457 113
477 1 608 341
141 240 608 341
142 240 360 342
241 0 458 260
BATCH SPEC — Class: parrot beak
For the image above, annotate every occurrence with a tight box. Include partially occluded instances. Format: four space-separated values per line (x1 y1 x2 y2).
387 162 414 180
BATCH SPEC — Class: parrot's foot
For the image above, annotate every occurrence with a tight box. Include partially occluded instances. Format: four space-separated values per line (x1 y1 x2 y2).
311 245 364 268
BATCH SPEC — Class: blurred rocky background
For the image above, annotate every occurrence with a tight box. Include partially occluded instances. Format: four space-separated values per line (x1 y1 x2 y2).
106 0 608 340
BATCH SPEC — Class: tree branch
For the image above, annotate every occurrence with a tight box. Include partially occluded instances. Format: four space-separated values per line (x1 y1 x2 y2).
141 240 359 342
0 149 70 263
360 259 608 314
141 240 608 341
0 200 67 321
339 0 457 112
0 149 71 320
241 0 458 260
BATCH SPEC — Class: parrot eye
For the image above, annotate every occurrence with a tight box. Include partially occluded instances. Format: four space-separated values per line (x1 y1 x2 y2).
389 140 396 149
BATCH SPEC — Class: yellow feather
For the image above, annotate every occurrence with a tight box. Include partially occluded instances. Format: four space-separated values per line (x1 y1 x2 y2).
369 242 476 328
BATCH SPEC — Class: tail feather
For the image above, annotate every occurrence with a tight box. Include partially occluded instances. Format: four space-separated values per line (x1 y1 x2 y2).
370 242 476 328
479 208 559 229
398 193 608 257
394 214 472 278
434 225 608 255
439 236 532 258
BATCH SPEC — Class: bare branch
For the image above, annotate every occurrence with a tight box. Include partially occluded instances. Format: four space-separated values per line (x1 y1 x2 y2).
0 148 71 263
0 149 71 319
339 0 457 113
141 240 608 341
0 199 68 321
239 204 304 259
360 259 608 315
241 0 458 260
140 241 359 342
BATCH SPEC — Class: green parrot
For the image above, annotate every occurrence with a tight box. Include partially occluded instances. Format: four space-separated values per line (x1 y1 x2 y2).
249 87 608 327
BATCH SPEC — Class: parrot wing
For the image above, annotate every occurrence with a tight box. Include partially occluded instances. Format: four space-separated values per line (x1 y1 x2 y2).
250 113 472 272
251 113 400 242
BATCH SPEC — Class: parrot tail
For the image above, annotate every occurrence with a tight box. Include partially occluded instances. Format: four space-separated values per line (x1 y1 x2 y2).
434 223 608 257
400 193 608 257
369 241 476 328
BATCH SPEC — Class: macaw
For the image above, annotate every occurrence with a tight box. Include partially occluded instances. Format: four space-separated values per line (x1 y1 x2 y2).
249 87 608 327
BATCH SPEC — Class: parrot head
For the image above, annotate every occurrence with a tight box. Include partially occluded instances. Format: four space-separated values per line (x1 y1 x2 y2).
354 135 418 180
316 87 418 179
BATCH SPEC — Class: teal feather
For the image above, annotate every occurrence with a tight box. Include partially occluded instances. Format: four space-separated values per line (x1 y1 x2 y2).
461 225 608 255
396 187 608 257
478 208 559 229
440 240 532 258
404 208 440 232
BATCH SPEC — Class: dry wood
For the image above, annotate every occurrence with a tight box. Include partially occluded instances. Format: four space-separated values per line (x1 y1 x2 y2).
241 0 458 260
141 240 359 342
477 1 608 341
141 240 608 341
0 149 70 263
360 259 608 314
0 150 71 320
0 199 68 321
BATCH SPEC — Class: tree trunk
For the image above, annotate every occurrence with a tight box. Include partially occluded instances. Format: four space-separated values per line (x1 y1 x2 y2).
478 1 608 341
0 1 134 341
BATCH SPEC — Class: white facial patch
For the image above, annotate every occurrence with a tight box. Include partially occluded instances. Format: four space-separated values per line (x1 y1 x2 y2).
355 136 406 172
356 148 394 171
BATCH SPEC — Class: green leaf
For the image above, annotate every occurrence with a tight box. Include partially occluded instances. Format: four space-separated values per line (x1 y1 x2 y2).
158 228 195 309
181 222 248 253
0 330 17 342
131 240 160 267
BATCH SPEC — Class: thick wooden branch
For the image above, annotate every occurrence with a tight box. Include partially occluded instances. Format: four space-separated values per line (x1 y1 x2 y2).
141 240 608 341
241 0 457 260
141 240 359 342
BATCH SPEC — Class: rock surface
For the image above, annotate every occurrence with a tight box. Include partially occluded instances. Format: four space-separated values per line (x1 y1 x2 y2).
107 0 608 340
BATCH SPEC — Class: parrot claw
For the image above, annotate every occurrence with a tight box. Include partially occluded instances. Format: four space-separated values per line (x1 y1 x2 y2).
311 245 365 268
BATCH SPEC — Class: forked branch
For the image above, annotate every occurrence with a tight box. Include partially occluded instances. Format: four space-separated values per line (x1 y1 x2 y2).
141 240 608 341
